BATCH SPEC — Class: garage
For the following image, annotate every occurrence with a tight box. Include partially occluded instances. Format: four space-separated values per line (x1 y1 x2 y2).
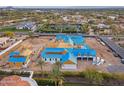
62 64 77 70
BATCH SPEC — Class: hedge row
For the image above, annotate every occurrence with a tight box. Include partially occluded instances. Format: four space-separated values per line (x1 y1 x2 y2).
37 30 84 33
0 70 30 77
34 78 55 86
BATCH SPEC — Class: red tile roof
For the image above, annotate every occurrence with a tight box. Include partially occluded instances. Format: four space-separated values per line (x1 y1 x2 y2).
0 75 30 86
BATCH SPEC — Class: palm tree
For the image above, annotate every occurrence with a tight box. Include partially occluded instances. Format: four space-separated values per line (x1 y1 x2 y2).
37 59 45 77
49 67 64 86
54 61 62 70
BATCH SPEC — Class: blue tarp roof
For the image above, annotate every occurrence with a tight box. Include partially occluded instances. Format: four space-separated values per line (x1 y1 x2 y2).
83 44 91 49
70 35 84 45
41 47 96 64
8 57 26 63
73 49 96 57
41 48 77 64
42 48 65 52
41 35 96 64
56 34 73 45
8 51 26 63
41 48 68 60
9 51 20 57
56 35 85 45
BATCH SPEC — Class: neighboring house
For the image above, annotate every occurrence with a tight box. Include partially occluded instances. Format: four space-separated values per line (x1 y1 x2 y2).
0 37 10 48
97 23 110 29
108 16 117 20
16 22 37 32
88 19 96 24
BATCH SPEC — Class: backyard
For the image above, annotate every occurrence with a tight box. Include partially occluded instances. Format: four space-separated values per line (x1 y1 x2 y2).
0 26 30 32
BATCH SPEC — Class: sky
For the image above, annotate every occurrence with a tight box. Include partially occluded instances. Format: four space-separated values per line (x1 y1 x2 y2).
1 6 124 9
0 0 124 6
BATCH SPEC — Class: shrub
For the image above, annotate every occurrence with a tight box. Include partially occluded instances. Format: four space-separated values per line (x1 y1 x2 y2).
4 31 15 37
33 71 49 78
64 82 83 86
83 69 104 85
79 72 85 77
62 71 79 77
113 73 124 80
34 78 55 86
0 70 30 77
101 72 114 80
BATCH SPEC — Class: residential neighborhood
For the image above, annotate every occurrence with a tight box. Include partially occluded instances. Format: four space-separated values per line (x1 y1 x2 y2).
0 6 124 86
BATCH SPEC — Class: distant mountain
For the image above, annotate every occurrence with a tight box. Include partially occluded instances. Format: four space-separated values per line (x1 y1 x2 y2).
0 6 124 9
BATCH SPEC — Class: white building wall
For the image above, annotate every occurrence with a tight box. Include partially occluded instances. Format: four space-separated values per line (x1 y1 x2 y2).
42 58 60 64
62 64 77 70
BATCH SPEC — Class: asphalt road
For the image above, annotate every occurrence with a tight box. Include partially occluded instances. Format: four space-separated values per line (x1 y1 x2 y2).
0 31 124 37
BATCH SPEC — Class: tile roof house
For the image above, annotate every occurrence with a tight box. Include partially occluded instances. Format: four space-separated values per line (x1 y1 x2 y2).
16 22 37 32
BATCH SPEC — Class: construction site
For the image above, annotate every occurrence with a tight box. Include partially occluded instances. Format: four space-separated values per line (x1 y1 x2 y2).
0 34 123 73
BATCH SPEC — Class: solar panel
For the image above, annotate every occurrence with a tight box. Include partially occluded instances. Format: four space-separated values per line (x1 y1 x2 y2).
100 37 124 59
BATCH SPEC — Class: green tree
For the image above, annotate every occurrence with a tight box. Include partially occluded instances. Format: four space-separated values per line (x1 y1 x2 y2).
81 23 89 33
111 24 118 36
4 31 15 37
49 67 64 86
28 32 33 37
37 59 45 77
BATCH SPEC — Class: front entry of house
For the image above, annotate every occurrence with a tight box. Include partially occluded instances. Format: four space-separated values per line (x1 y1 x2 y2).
62 64 77 70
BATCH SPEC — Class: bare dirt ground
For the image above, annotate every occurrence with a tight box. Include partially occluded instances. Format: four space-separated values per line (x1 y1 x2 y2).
84 37 122 72
0 36 55 71
21 36 55 71
21 37 123 73
1 36 123 73
20 36 54 51
115 40 124 44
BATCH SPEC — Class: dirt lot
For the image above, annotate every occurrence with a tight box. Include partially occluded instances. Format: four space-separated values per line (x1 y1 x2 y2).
20 36 55 71
21 36 54 51
85 37 122 72
0 36 123 73
0 36 55 70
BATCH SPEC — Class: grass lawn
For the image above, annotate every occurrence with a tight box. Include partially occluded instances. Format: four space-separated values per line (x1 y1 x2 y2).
0 27 30 32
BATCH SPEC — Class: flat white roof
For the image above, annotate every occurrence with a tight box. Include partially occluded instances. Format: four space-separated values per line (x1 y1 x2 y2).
0 37 10 43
